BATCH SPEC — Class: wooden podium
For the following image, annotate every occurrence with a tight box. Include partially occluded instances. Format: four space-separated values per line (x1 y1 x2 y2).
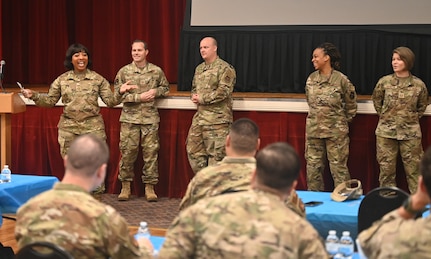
0 93 26 169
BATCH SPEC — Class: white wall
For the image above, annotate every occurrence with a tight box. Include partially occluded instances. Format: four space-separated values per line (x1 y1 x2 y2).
191 0 431 26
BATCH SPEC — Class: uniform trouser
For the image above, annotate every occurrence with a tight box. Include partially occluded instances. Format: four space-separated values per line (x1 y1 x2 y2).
305 134 351 191
58 128 107 158
118 122 159 185
186 123 230 174
376 136 423 193
58 128 107 193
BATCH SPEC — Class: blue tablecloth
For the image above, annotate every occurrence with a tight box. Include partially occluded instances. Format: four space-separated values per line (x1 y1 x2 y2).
150 235 362 257
0 174 59 215
297 190 363 241
150 236 165 254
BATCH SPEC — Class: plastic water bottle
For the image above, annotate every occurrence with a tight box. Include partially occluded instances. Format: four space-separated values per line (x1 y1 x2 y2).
135 221 158 257
1 165 11 183
338 231 354 259
135 221 151 240
356 238 368 259
325 230 339 258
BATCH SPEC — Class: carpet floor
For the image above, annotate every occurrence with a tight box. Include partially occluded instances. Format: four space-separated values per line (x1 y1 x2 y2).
100 194 181 229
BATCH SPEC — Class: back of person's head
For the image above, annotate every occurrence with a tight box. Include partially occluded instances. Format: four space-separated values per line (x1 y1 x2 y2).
65 134 109 177
393 46 415 71
420 146 431 195
317 42 341 70
64 43 92 70
255 142 300 191
229 118 259 155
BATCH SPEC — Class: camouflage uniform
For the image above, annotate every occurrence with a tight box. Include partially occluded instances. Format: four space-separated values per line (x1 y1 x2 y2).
179 156 306 217
30 69 122 158
186 57 236 174
358 209 431 259
114 62 169 185
373 74 428 193
15 183 152 259
159 189 326 259
179 156 256 210
305 70 357 191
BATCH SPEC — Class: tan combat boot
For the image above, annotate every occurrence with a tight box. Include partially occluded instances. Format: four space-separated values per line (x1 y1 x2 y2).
145 184 158 202
118 181 131 201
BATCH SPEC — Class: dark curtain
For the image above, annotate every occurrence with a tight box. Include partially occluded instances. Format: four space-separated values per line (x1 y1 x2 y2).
1 0 186 85
12 106 431 197
178 28 431 95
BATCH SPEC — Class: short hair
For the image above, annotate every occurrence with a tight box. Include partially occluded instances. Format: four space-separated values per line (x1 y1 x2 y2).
420 146 431 195
393 46 415 71
229 118 259 155
64 43 92 70
132 39 148 50
317 42 341 70
201 36 218 47
65 134 109 177
255 142 300 190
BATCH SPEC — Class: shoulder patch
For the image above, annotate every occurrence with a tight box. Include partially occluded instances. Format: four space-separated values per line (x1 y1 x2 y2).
224 76 231 83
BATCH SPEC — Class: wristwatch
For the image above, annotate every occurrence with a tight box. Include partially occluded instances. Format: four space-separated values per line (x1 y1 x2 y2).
402 196 424 215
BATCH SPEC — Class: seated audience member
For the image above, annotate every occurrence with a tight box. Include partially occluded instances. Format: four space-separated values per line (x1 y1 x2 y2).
15 134 153 259
179 118 260 210
358 146 431 259
179 117 305 216
159 142 327 258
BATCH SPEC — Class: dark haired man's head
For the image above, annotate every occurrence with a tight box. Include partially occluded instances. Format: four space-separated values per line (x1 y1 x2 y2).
132 39 148 50
228 118 260 156
254 142 300 192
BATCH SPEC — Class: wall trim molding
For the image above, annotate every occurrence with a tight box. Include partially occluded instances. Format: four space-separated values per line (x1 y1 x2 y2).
19 94 431 115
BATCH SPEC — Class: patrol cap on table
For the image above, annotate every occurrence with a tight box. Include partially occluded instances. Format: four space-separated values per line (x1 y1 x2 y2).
331 179 363 202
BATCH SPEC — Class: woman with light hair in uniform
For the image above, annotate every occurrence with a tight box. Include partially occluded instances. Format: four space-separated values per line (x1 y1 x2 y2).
372 46 429 193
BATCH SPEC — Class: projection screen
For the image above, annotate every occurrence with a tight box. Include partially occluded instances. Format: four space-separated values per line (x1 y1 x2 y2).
190 0 431 26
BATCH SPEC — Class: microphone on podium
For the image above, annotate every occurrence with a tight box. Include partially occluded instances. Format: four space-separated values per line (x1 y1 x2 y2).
0 60 5 92
0 60 5 79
